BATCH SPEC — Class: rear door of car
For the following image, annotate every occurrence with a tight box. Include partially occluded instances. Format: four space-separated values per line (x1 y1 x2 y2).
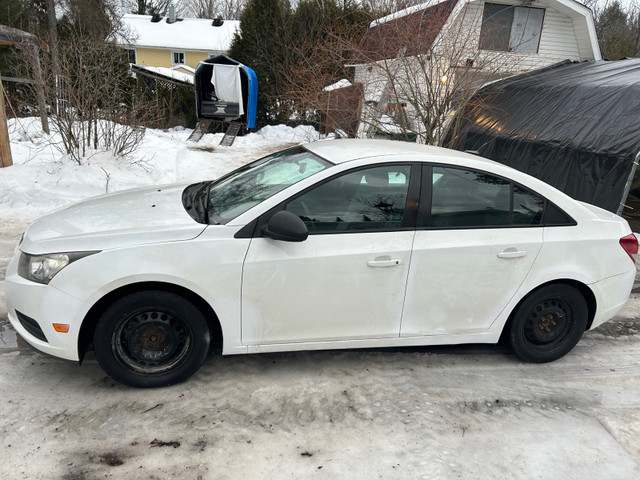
241 162 420 345
400 164 544 336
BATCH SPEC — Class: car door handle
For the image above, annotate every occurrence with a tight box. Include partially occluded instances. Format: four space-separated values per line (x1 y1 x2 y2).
497 248 527 259
367 257 401 267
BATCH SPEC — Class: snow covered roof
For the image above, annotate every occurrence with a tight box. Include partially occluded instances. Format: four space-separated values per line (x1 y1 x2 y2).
375 115 405 135
132 64 194 84
370 0 453 27
323 79 352 92
116 14 239 52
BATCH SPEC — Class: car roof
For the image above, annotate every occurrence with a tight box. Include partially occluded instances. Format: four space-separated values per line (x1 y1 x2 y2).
304 138 496 166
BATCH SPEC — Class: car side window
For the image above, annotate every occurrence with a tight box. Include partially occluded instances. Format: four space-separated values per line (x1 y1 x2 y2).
513 185 544 225
431 167 510 227
429 166 545 228
285 165 412 233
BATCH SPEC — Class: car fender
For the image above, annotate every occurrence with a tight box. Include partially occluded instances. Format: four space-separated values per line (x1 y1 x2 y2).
49 229 250 354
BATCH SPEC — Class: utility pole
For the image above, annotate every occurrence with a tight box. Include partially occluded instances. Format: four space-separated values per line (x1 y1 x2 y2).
0 77 13 167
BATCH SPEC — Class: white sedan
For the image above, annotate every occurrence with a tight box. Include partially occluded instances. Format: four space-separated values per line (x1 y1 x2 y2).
5 140 637 387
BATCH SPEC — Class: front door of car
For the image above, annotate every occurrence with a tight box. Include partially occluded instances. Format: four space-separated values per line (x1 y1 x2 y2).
242 164 418 346
401 165 544 336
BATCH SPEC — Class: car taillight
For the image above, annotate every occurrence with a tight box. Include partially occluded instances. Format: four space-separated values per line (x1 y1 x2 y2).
620 234 638 263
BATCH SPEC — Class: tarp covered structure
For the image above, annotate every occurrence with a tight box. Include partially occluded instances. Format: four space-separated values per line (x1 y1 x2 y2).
447 59 640 215
194 55 258 129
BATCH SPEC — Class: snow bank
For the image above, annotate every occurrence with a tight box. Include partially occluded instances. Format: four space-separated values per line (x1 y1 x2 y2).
0 118 319 223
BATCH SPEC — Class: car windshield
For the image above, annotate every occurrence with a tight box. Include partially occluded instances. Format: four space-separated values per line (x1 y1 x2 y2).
207 146 331 224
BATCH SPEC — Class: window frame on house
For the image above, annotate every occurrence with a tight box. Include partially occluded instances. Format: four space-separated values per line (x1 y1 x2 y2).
125 49 136 64
172 50 186 65
479 3 546 54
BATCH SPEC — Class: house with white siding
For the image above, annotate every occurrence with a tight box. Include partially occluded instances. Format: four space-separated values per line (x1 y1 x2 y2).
347 0 600 142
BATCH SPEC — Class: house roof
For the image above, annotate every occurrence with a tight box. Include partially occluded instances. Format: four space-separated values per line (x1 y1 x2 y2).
351 0 458 64
130 64 195 85
115 14 239 52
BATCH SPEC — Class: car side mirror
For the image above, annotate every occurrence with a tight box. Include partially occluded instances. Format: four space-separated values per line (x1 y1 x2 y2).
263 210 308 242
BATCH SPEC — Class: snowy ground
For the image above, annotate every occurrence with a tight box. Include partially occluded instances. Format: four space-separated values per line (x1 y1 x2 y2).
1 119 640 479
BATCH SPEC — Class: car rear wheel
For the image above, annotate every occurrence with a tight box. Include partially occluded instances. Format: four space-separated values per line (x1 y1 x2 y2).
507 284 588 363
93 291 210 387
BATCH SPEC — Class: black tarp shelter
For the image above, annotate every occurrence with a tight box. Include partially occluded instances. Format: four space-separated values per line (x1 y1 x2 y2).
447 59 640 215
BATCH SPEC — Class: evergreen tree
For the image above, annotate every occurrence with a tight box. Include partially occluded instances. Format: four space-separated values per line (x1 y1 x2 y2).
228 0 293 126
0 0 27 78
0 0 49 114
229 0 371 127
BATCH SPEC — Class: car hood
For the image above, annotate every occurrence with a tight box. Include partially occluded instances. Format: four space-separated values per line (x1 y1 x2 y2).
20 185 207 254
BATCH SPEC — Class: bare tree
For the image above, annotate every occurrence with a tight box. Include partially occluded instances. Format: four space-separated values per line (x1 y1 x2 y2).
130 0 173 15
285 1 527 145
183 0 246 19
24 28 151 164
353 2 515 145
283 23 366 130
592 0 640 59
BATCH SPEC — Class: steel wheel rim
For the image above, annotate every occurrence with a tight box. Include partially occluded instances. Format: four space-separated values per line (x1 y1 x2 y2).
524 298 572 348
113 309 191 374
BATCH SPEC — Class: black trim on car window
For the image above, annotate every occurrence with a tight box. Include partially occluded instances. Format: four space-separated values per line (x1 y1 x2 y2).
234 218 258 239
417 163 576 230
417 164 432 228
403 163 422 228
508 182 514 225
543 201 577 226
250 163 422 238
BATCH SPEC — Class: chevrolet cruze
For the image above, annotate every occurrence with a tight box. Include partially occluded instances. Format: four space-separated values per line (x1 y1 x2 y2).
5 140 637 387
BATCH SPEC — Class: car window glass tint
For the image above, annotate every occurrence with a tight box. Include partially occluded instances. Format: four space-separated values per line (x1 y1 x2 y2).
513 185 544 225
431 167 510 227
208 146 329 224
286 165 411 233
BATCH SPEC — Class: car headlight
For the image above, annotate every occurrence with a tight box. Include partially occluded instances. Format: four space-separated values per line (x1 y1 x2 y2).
18 251 99 285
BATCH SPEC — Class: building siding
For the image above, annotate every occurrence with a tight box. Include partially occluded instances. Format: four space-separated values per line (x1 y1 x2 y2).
185 51 210 67
135 47 214 69
136 48 172 68
350 0 598 141
460 1 582 73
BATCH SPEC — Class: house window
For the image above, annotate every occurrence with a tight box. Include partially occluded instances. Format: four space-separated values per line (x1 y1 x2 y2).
172 50 185 65
125 49 136 64
479 3 545 54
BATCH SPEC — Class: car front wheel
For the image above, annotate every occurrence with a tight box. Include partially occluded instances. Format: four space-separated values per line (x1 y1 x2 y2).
93 291 210 387
507 284 588 363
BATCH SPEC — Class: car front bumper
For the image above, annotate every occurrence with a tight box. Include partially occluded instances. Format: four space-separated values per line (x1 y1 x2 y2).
5 249 83 361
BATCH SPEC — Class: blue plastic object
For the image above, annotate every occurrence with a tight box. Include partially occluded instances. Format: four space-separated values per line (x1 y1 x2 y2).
195 55 258 129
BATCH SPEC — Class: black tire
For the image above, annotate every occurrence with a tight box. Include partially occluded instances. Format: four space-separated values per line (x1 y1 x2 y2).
507 284 588 363
93 291 210 388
